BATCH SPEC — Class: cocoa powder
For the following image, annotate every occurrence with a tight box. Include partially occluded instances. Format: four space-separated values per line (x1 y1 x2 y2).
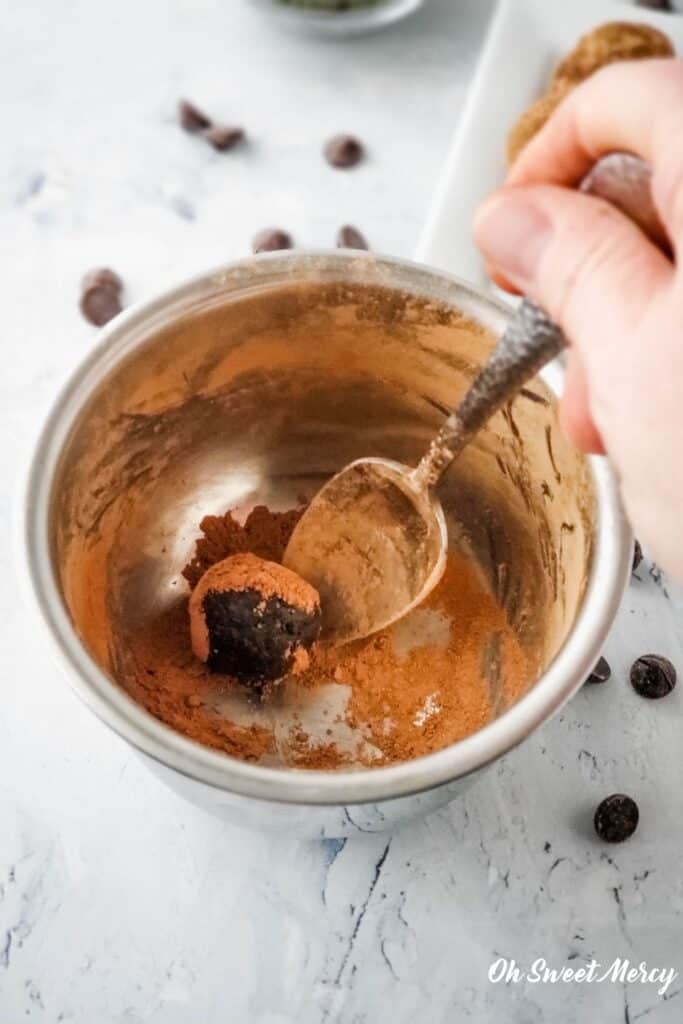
120 505 530 769
182 506 303 588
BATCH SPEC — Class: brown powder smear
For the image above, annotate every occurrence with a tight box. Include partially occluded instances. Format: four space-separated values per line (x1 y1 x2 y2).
182 505 304 588
311 556 527 764
120 505 530 769
191 551 319 612
119 600 275 762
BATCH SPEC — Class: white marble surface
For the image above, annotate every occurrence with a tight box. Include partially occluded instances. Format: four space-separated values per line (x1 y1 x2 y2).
2 1 683 1021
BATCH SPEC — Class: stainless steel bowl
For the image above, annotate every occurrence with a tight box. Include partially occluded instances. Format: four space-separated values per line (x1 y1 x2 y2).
21 252 631 837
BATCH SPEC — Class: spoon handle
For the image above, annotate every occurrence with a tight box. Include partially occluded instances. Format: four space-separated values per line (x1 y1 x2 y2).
411 153 658 492
412 298 564 489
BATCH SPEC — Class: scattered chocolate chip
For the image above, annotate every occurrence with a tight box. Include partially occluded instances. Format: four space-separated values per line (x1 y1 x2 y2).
81 267 122 293
594 794 639 843
324 134 364 169
79 267 123 327
632 539 643 573
179 99 212 133
252 228 293 254
636 0 672 10
630 654 676 699
337 225 368 250
204 124 244 152
585 656 611 685
80 287 122 327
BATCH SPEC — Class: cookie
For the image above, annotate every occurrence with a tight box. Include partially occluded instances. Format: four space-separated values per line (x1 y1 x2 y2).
506 21 674 166
506 79 572 166
552 21 674 86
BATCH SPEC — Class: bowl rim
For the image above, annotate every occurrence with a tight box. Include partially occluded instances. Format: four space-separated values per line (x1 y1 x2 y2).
19 250 632 806
247 0 425 34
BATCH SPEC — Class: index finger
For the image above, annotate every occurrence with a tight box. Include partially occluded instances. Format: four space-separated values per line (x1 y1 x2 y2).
507 58 683 235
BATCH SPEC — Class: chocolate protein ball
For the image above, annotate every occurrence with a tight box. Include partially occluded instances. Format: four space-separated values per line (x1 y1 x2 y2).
189 552 321 685
552 22 674 85
506 21 674 167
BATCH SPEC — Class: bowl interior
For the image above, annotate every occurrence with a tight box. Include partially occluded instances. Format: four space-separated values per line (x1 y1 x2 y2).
49 254 595 771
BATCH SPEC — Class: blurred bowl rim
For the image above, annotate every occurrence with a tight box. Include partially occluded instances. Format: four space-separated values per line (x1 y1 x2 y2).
19 250 632 806
246 0 425 35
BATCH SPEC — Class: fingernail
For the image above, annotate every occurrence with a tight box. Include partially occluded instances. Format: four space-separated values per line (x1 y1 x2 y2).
474 191 552 288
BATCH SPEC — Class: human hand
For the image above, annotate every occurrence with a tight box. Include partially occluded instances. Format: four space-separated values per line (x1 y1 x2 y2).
474 59 683 579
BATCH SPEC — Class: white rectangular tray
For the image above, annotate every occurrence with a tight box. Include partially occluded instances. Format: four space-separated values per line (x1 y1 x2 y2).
417 0 683 287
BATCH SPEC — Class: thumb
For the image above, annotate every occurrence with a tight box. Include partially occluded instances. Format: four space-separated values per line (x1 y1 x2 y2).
561 346 605 455
473 184 671 369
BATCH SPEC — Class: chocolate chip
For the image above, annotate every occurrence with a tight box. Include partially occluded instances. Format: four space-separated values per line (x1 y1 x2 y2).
585 656 611 685
81 268 122 293
179 99 212 133
80 287 122 327
204 124 244 151
632 539 643 573
337 225 368 250
324 134 364 169
630 654 676 699
252 228 293 254
594 794 639 843
79 267 123 327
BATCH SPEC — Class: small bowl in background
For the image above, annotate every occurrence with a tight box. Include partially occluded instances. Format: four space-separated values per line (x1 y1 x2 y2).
246 0 425 35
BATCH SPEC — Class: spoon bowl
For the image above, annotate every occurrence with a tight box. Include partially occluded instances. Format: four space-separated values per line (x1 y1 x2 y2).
284 154 656 644
284 297 566 642
283 457 447 642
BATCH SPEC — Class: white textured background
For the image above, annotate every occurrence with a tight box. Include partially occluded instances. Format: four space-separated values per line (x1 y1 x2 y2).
2 1 683 1021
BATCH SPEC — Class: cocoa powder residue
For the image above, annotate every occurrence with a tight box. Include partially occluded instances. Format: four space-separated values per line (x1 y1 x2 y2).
119 600 275 762
182 506 303 589
190 551 319 612
119 504 530 769
311 556 527 763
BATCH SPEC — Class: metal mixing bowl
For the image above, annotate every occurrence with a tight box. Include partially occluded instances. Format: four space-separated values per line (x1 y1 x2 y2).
22 252 631 836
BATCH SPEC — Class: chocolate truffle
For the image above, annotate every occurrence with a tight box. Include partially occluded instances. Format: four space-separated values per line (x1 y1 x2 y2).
189 553 321 685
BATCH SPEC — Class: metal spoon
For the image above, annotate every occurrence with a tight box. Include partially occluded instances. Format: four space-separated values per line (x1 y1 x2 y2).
284 154 659 643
